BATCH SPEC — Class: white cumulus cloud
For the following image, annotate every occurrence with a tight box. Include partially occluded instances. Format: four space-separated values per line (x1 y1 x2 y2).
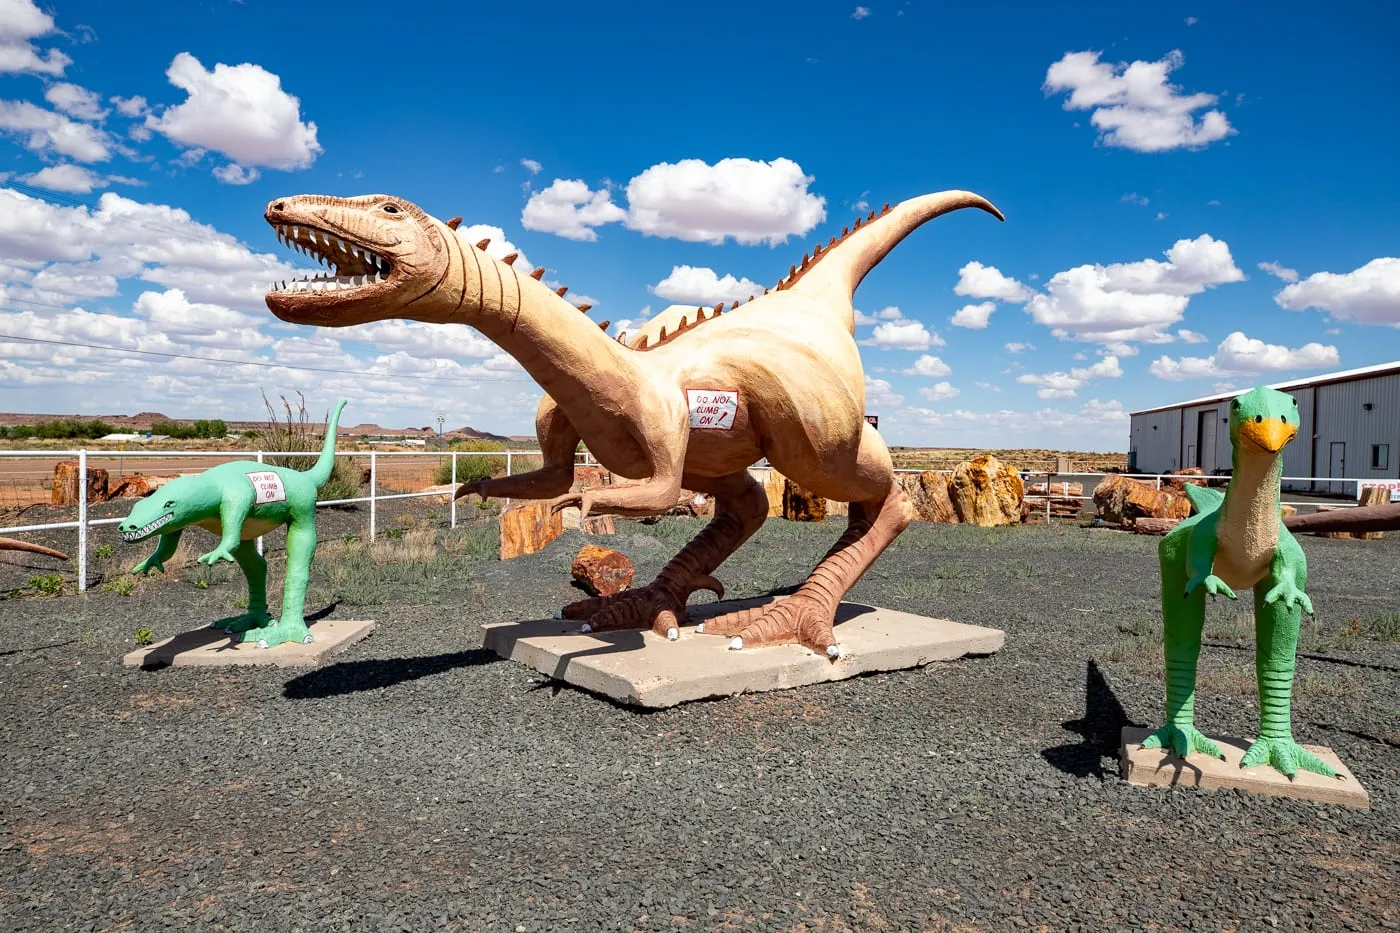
1273 257 1400 327
1258 260 1298 283
649 265 765 305
1043 49 1234 152
1025 233 1244 346
1016 355 1123 399
950 301 996 329
860 319 945 351
855 306 904 326
521 178 627 242
919 381 959 401
902 354 951 377
623 157 826 246
146 52 322 177
0 0 70 76
21 163 104 193
0 99 110 161
44 82 107 121
864 375 903 407
1149 331 1340 380
955 261 1032 302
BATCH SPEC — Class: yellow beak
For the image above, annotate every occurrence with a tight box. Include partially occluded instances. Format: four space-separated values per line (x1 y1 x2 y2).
1239 417 1297 453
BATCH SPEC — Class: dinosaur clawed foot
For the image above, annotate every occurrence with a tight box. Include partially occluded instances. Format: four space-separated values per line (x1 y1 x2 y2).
1241 736 1339 780
1139 723 1226 761
214 610 274 634
697 595 842 660
560 575 724 641
237 619 313 649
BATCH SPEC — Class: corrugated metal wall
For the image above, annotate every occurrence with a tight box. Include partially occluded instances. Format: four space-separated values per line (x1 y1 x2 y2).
1128 373 1397 492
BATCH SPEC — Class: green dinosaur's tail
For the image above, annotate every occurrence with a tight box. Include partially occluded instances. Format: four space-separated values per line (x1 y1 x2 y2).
307 399 349 488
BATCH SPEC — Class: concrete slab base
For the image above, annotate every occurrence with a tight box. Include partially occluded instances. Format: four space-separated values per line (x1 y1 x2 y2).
1120 726 1370 809
481 596 1005 708
122 619 376 670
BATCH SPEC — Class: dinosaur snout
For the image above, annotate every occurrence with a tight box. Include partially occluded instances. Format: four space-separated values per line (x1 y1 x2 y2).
1240 416 1297 453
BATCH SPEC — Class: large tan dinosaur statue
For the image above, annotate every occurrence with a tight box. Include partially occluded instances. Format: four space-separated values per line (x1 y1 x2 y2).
261 188 1004 659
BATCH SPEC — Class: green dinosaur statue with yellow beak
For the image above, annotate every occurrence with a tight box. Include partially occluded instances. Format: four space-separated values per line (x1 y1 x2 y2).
1142 385 1336 779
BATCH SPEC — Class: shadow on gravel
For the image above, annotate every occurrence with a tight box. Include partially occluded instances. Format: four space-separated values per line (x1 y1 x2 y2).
1310 722 1400 750
281 649 500 699
0 638 78 656
1204 639 1400 673
1041 659 1144 778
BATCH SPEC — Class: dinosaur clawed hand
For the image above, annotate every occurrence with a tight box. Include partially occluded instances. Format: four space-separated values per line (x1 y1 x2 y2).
1184 573 1236 601
1262 578 1314 615
697 595 843 660
1241 736 1338 780
1140 723 1226 761
130 556 165 576
197 546 237 566
561 574 724 641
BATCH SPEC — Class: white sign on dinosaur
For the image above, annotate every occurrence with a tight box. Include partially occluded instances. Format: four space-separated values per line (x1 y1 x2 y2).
246 470 287 505
686 389 738 430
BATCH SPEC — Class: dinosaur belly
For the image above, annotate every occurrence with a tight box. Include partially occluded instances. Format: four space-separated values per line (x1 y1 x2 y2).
194 517 283 541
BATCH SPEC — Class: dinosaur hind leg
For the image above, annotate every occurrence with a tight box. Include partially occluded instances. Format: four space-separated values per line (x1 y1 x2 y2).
701 424 913 659
560 471 769 640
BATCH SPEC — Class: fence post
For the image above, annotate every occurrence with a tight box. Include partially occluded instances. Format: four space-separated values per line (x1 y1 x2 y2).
449 452 458 529
255 451 265 556
505 451 513 510
77 448 88 592
1045 472 1051 523
369 451 377 541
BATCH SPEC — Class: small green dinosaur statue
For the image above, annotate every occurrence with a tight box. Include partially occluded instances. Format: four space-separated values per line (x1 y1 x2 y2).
117 399 348 649
1142 385 1336 779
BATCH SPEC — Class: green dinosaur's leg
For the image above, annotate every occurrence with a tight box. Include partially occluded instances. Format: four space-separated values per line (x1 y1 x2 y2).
214 539 275 633
1241 556 1336 779
1140 525 1225 760
239 518 316 649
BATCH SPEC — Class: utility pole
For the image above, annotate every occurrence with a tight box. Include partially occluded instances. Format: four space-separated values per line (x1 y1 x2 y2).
435 411 446 436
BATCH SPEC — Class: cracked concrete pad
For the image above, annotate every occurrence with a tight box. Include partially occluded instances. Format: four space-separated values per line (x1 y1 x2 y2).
1120 726 1370 809
123 619 376 670
481 596 1004 708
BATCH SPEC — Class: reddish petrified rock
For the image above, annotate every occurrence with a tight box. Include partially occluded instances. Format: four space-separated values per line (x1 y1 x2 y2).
51 460 109 506
571 544 635 596
1092 473 1192 528
949 454 1024 527
898 471 959 524
783 480 827 522
1162 467 1209 490
499 500 564 560
108 474 176 499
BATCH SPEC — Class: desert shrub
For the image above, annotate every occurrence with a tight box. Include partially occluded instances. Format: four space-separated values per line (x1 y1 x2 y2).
252 390 363 502
432 439 508 485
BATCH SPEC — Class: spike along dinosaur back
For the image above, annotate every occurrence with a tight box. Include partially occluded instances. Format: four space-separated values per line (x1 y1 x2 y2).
117 399 349 650
261 191 1004 660
1143 386 1339 780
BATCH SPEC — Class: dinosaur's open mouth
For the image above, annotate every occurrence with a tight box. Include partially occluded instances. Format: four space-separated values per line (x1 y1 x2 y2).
267 223 395 296
120 512 173 542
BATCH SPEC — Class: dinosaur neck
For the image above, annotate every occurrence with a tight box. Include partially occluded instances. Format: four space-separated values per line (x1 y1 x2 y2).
1221 445 1283 545
434 221 628 402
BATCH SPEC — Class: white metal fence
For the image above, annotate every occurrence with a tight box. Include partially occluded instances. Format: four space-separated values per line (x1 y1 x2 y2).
0 447 1382 592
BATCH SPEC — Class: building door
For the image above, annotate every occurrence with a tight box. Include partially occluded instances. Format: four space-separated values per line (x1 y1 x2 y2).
1186 444 1196 469
1197 410 1218 471
1328 442 1347 497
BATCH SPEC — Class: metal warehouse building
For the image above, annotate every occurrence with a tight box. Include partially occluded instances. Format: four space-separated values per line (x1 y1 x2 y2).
1128 360 1400 494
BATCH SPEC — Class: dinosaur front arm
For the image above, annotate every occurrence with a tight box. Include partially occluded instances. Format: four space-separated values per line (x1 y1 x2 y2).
1262 528 1313 616
132 529 183 575
1183 515 1235 600
198 486 255 565
457 400 581 502
548 410 688 521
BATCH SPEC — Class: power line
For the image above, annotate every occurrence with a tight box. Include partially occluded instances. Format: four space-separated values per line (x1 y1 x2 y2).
0 332 536 387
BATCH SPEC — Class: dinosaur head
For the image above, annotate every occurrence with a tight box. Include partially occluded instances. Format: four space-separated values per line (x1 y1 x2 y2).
117 475 221 543
263 194 458 326
1230 386 1299 455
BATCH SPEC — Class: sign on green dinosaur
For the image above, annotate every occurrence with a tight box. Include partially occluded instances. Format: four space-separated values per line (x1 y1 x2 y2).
117 399 348 650
1141 386 1337 779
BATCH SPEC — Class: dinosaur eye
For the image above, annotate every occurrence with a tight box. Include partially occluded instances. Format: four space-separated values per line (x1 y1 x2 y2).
382 203 400 214
1231 400 1241 409
1280 415 1288 424
163 500 175 508
1254 415 1263 423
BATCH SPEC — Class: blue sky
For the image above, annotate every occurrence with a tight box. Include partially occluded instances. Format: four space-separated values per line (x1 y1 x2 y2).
0 0 1397 449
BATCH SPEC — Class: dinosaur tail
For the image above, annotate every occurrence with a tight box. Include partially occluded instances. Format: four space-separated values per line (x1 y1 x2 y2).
784 190 1005 329
306 398 349 487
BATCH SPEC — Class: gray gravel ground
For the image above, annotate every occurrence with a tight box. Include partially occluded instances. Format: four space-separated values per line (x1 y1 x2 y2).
2 503 1398 932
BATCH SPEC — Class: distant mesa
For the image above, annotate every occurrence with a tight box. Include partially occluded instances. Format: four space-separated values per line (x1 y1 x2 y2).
0 410 513 441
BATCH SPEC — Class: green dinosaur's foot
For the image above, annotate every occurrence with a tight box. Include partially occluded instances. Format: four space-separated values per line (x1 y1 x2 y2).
238 619 313 649
1241 736 1338 779
214 611 274 633
1140 723 1226 760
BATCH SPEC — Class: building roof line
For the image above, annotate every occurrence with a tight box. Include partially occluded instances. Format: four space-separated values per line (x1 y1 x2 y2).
1130 359 1400 416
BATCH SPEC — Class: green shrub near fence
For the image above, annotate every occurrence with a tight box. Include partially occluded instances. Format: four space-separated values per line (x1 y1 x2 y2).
433 439 509 485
